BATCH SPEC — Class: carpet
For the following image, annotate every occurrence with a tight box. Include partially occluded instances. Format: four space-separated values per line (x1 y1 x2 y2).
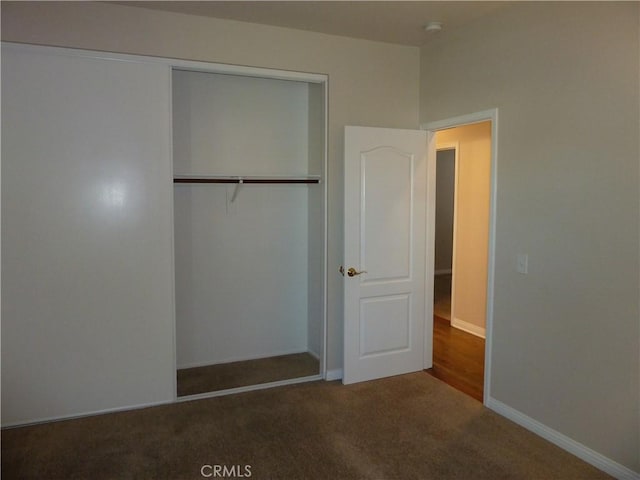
177 352 320 397
1 372 610 479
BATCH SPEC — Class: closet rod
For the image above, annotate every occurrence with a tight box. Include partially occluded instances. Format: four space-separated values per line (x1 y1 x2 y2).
173 178 320 184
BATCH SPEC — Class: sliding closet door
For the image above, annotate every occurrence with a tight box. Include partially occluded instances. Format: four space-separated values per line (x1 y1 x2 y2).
1 45 175 425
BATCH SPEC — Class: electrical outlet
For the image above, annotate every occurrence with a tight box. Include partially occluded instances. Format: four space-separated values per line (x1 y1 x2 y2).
516 253 528 274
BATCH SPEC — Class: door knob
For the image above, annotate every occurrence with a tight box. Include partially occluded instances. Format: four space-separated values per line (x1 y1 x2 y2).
347 267 367 277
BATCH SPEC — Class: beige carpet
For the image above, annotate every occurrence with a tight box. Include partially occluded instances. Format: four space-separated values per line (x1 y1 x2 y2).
2 372 610 480
177 352 320 396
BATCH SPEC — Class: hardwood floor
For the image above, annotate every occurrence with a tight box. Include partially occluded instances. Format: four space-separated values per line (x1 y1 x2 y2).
426 316 485 402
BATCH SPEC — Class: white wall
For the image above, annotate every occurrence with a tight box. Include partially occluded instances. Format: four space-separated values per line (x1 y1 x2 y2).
0 1 421 374
172 71 310 176
421 2 639 473
1 46 175 425
173 70 315 368
174 186 310 367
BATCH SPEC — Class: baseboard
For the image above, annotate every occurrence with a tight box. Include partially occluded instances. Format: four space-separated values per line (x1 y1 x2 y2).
176 375 322 403
451 317 486 339
325 368 343 381
487 397 640 480
2 398 174 429
307 349 321 360
434 269 452 275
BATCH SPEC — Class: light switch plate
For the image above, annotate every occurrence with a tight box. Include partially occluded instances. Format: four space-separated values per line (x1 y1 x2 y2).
517 253 528 274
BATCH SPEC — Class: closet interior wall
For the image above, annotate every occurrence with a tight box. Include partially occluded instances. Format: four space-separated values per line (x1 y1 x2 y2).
172 70 325 379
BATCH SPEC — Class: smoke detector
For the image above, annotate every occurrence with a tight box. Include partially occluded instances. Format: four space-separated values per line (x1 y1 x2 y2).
424 22 443 34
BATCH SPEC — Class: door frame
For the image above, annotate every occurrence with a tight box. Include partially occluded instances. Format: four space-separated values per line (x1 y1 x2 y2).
422 108 498 405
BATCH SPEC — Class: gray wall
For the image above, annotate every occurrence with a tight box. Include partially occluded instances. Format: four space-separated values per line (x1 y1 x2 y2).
434 149 455 273
421 2 639 471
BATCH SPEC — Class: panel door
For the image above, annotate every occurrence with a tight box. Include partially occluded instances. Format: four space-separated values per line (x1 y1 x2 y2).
343 126 427 384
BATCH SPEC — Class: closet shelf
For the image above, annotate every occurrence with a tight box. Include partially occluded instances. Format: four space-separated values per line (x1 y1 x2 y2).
173 175 321 185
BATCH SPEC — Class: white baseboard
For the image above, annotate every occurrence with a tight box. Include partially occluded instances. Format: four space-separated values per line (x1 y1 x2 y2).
451 317 486 339
325 368 343 381
2 398 174 429
487 397 640 480
307 349 321 360
176 375 322 403
434 269 452 275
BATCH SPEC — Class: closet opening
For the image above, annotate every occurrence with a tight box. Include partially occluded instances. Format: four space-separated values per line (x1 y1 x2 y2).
171 66 327 398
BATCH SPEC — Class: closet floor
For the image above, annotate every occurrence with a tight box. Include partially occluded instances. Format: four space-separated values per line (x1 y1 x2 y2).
177 352 319 397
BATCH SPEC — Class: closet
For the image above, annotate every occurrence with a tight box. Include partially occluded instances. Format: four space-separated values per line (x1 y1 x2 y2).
172 68 326 397
2 42 327 425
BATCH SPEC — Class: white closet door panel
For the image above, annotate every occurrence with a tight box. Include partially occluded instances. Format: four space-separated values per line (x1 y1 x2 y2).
1 46 174 425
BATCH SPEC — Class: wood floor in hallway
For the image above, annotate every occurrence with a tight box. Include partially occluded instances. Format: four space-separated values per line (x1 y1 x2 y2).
426 315 485 402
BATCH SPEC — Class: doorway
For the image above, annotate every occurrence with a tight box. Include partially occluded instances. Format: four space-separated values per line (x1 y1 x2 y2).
425 118 494 403
342 111 497 394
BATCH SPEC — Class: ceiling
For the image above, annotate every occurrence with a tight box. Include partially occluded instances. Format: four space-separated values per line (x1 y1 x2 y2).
114 1 511 47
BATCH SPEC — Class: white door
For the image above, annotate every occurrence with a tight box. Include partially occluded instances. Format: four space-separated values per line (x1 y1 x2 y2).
343 126 428 384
